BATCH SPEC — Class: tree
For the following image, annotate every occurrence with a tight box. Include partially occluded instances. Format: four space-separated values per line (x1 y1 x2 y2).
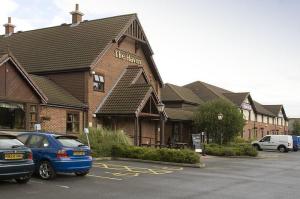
193 99 245 144
292 121 300 136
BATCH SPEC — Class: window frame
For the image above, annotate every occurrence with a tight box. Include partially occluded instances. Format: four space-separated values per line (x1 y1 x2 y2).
93 74 105 92
66 112 80 134
29 104 38 130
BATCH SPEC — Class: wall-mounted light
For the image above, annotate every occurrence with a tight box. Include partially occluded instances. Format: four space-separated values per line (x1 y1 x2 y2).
92 114 97 118
90 70 96 75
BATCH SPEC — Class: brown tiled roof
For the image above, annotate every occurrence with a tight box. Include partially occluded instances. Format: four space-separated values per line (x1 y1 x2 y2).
165 108 194 121
223 92 249 106
184 81 280 117
97 67 154 115
263 105 282 115
161 83 203 105
30 75 85 108
253 101 275 117
184 81 221 102
0 14 138 73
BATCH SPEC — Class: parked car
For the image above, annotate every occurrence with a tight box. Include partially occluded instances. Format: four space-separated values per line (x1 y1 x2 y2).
17 132 92 180
292 136 300 151
0 133 34 183
252 135 293 152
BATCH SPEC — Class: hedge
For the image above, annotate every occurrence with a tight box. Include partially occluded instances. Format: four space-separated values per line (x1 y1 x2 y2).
111 145 200 164
204 143 258 157
79 127 132 157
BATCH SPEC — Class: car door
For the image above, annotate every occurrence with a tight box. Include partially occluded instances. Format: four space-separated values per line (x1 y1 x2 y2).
259 136 271 150
26 135 47 164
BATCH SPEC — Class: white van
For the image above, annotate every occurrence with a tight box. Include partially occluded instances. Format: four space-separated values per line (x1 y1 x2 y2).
252 135 293 152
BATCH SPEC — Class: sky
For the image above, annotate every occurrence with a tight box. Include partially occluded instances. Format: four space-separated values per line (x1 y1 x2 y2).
1 0 300 117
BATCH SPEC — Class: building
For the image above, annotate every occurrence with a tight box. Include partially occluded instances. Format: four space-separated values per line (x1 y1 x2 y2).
162 81 289 142
0 5 166 146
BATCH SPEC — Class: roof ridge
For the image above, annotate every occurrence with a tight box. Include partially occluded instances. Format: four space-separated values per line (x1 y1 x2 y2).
166 83 186 101
0 13 137 37
196 81 226 99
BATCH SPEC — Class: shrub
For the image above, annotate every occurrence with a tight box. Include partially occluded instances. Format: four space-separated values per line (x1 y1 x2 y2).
111 145 200 164
205 143 258 157
79 127 132 157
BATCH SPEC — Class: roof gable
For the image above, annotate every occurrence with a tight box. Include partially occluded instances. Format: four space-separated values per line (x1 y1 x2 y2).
263 105 288 119
223 92 250 107
0 53 47 103
96 66 159 115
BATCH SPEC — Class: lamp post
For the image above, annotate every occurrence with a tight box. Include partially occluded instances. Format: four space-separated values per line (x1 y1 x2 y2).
157 103 165 148
218 113 224 145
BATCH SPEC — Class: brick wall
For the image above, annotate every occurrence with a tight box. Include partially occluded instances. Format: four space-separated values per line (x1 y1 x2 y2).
40 106 83 134
88 37 161 126
242 120 288 140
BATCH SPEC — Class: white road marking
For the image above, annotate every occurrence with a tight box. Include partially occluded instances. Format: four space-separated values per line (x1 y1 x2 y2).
55 185 70 189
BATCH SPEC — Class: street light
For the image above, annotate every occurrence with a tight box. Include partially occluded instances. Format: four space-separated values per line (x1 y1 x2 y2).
217 113 223 145
157 103 165 147
218 113 223 121
157 103 165 113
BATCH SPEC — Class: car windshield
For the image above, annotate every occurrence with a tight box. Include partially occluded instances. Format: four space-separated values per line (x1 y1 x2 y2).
0 137 24 149
56 137 85 148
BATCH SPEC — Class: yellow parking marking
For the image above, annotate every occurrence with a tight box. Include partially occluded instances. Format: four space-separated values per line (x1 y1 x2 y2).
93 162 183 178
105 172 140 177
87 174 123 181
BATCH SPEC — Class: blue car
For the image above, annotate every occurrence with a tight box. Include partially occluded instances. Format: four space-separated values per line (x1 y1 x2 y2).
292 135 300 151
17 132 92 180
0 133 34 183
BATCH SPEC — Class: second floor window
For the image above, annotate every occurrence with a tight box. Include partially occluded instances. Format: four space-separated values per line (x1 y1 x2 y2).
93 74 105 92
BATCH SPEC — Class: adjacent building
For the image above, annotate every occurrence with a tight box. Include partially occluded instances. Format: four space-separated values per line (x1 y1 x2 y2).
162 81 289 142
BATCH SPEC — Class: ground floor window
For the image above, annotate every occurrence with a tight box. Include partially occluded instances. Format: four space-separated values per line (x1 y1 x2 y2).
29 105 38 130
66 112 79 133
0 102 25 130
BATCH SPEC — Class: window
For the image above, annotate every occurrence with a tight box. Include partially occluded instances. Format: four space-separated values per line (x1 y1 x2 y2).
66 113 79 133
0 102 25 130
29 105 38 130
93 74 105 92
260 136 270 142
56 136 84 147
17 134 30 144
0 138 24 149
27 135 44 148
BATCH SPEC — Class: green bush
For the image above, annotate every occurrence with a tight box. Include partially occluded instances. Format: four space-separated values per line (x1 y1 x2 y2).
205 143 258 157
111 145 200 164
79 127 132 157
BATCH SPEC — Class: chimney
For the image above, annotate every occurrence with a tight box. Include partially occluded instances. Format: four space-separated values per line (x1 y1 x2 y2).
3 17 15 36
70 4 84 24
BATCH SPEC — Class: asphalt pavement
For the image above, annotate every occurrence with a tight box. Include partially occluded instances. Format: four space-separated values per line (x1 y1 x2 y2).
1 151 299 199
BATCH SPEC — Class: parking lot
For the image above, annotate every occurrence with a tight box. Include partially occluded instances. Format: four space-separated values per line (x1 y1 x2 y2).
1 151 300 199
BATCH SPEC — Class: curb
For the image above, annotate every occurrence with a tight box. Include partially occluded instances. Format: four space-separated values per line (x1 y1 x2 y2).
203 155 263 159
94 157 205 168
93 157 112 161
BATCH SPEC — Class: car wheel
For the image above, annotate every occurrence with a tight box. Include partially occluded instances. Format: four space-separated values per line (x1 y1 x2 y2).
75 170 89 177
38 161 56 180
253 144 261 151
15 176 31 184
278 145 287 153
